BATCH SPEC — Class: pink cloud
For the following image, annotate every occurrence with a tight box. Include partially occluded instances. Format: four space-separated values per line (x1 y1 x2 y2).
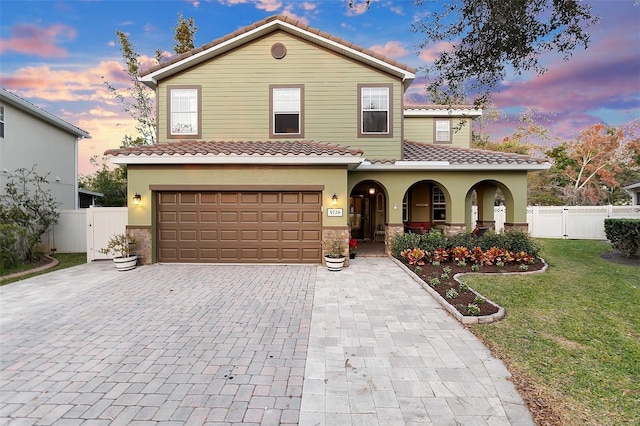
417 41 454 63
219 0 282 12
0 23 77 58
281 9 309 25
346 0 373 16
369 41 409 59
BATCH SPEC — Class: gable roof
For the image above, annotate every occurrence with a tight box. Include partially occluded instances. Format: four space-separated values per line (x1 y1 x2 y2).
105 140 364 166
140 15 416 88
355 141 550 171
0 88 91 139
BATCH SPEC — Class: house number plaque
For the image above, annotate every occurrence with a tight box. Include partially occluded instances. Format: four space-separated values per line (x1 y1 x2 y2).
327 208 343 217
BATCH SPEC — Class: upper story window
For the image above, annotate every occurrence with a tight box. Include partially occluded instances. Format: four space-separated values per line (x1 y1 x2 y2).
0 106 4 138
168 86 201 139
270 85 303 138
358 84 392 137
434 119 452 143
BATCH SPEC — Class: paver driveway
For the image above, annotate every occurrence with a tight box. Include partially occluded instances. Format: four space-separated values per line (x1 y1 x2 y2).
1 263 314 425
1 258 534 425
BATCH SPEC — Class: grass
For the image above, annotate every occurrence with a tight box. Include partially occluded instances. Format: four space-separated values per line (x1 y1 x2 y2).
0 253 87 286
464 239 639 425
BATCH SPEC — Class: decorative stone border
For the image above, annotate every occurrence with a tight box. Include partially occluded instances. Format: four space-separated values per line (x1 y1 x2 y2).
0 254 60 282
392 257 548 325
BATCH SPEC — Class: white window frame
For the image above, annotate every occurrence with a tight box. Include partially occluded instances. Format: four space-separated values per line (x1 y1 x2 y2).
168 86 200 139
434 119 452 143
271 86 303 137
360 86 389 135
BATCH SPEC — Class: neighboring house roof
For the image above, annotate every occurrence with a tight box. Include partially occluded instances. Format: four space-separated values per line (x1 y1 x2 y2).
0 88 91 138
78 188 104 197
622 180 640 190
140 14 416 88
105 140 365 166
356 141 551 171
404 105 483 117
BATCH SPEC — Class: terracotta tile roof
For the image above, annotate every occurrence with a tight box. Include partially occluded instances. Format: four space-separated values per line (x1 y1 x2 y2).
104 140 364 157
402 141 549 165
141 14 416 77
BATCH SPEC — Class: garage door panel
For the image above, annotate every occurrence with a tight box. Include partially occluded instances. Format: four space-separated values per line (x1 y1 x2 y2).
200 211 218 222
282 193 300 204
261 193 279 204
179 193 197 204
282 212 300 223
178 211 197 222
241 211 259 222
158 190 322 263
261 211 279 223
220 193 239 204
200 193 219 204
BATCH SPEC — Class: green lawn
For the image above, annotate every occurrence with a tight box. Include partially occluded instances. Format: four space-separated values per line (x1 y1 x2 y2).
464 239 639 425
0 253 87 286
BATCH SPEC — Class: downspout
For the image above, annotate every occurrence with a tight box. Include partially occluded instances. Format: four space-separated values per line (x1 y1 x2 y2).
74 136 79 209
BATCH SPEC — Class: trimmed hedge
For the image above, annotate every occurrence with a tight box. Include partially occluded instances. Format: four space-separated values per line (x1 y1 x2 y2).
604 218 640 258
0 223 29 272
390 228 540 258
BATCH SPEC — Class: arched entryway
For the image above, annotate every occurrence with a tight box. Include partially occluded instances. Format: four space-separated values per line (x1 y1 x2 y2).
465 180 517 232
349 180 386 242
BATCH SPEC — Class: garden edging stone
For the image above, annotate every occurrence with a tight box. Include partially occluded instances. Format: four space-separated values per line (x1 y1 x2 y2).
392 256 548 325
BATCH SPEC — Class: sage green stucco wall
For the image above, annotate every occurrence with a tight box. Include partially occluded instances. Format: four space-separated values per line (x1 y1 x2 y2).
157 31 404 160
127 164 350 228
348 170 529 226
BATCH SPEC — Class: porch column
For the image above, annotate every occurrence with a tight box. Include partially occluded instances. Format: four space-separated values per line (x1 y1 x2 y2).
503 173 529 232
443 194 467 236
477 185 498 231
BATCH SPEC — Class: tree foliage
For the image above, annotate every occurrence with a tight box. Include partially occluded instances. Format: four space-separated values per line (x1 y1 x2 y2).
411 0 598 107
545 123 640 205
473 108 549 155
79 156 128 207
104 12 198 145
0 166 60 261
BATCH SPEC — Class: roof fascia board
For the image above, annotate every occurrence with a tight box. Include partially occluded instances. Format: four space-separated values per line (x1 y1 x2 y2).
140 19 415 87
355 161 551 171
0 89 91 138
109 155 364 166
404 109 482 117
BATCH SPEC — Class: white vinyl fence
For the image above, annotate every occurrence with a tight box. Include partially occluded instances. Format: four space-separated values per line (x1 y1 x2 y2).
474 205 640 239
41 206 128 262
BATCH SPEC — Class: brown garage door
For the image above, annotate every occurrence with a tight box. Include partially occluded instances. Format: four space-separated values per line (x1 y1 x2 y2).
157 191 322 263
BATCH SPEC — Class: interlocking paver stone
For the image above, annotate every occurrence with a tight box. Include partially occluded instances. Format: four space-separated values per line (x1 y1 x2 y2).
1 258 534 425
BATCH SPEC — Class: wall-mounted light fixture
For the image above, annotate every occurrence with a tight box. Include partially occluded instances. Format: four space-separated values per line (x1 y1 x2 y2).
133 193 142 206
369 186 375 195
331 193 338 206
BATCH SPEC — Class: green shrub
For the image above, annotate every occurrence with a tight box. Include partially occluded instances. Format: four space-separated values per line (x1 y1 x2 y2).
390 232 423 258
476 230 506 251
446 231 476 250
502 229 540 257
0 224 29 272
604 218 640 257
419 229 448 252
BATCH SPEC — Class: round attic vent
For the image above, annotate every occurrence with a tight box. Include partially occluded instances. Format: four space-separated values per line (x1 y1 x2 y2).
271 43 287 59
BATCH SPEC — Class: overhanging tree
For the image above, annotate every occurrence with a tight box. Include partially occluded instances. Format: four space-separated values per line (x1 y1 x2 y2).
410 0 599 106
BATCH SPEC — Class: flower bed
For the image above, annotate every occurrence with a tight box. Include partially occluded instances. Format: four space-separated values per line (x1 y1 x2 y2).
395 245 546 324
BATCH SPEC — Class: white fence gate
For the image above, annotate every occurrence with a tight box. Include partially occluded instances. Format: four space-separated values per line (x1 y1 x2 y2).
85 207 128 261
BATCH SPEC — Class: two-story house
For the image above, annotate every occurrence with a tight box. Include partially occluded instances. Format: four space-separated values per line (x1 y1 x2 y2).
0 88 91 209
105 15 549 265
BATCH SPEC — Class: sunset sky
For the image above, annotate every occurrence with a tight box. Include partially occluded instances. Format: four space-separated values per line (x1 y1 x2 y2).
1 0 638 176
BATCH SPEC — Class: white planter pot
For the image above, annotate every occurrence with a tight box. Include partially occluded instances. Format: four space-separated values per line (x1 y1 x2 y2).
113 255 138 271
325 256 345 271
